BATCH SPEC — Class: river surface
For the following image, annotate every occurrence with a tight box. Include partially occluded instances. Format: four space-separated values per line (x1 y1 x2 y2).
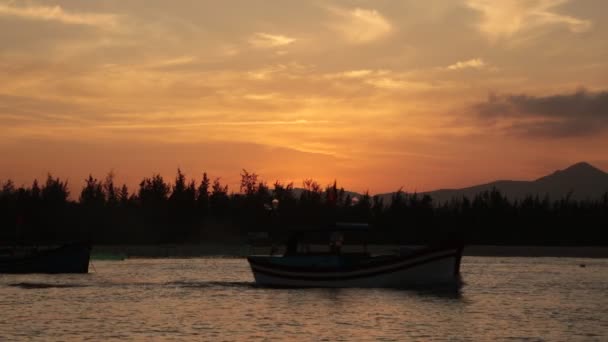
1 257 607 341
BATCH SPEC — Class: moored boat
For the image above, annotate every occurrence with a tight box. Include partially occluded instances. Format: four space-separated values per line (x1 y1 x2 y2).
247 223 463 288
0 243 91 274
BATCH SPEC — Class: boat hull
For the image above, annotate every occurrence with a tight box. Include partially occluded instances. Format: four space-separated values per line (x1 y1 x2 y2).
248 245 463 288
0 243 91 274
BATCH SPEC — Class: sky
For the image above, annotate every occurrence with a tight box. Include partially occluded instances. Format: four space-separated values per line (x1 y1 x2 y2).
1 0 607 194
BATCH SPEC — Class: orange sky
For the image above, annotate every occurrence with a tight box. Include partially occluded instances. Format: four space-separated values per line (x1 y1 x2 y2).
1 0 608 194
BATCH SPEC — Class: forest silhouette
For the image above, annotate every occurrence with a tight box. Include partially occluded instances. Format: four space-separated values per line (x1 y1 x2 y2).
1 169 607 246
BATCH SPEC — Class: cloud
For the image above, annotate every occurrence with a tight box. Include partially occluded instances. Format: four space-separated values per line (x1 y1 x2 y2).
247 64 289 80
243 93 279 101
475 89 608 137
0 2 118 29
447 58 485 70
249 33 296 48
146 56 197 69
466 0 592 41
98 119 325 129
0 93 110 124
365 77 438 92
318 69 437 92
339 69 375 78
323 69 386 80
328 7 392 44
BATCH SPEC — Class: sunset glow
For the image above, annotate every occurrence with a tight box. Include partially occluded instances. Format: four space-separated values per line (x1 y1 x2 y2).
1 0 607 193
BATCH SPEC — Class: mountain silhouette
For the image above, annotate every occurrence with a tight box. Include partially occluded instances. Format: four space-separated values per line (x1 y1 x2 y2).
376 162 608 204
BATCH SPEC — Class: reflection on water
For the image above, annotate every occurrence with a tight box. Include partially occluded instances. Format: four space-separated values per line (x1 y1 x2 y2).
166 280 256 289
1 257 607 341
8 282 91 289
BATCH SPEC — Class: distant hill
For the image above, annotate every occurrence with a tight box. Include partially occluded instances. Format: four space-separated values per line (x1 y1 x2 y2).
375 162 608 205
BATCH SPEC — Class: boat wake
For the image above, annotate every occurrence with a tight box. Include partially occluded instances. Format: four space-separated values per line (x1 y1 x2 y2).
8 282 90 289
165 280 256 289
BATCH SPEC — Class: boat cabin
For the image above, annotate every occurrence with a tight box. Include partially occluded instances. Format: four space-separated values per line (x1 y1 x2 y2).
255 222 373 257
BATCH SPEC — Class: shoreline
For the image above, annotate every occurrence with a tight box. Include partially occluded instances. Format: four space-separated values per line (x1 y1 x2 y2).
91 244 608 259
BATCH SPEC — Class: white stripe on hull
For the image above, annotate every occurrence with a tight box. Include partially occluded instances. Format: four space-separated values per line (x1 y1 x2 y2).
250 254 460 288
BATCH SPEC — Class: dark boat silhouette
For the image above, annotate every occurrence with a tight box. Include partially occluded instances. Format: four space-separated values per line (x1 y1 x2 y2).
0 243 91 274
248 223 464 288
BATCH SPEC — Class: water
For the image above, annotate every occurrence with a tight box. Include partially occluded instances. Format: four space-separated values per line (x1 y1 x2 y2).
1 257 607 341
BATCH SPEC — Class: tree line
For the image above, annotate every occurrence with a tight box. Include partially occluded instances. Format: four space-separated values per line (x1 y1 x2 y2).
0 169 607 245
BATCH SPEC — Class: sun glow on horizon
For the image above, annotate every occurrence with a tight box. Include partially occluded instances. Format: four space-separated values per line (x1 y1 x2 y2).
1 0 608 193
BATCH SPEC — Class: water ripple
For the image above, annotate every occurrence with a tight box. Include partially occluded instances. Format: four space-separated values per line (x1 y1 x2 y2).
0 257 606 341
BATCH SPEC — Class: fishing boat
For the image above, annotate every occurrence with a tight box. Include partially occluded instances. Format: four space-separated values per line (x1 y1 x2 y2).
247 223 463 288
0 243 91 274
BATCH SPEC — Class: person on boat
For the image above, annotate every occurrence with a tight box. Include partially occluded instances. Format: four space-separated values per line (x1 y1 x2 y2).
329 231 344 254
270 244 278 256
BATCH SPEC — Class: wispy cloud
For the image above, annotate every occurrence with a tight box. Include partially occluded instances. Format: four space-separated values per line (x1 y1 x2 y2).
146 56 197 69
323 69 383 80
249 33 296 48
338 70 375 78
98 119 328 130
318 69 437 92
365 77 434 91
0 2 119 29
466 0 591 41
328 7 392 44
243 93 279 101
246 63 312 81
247 64 289 80
447 58 486 70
